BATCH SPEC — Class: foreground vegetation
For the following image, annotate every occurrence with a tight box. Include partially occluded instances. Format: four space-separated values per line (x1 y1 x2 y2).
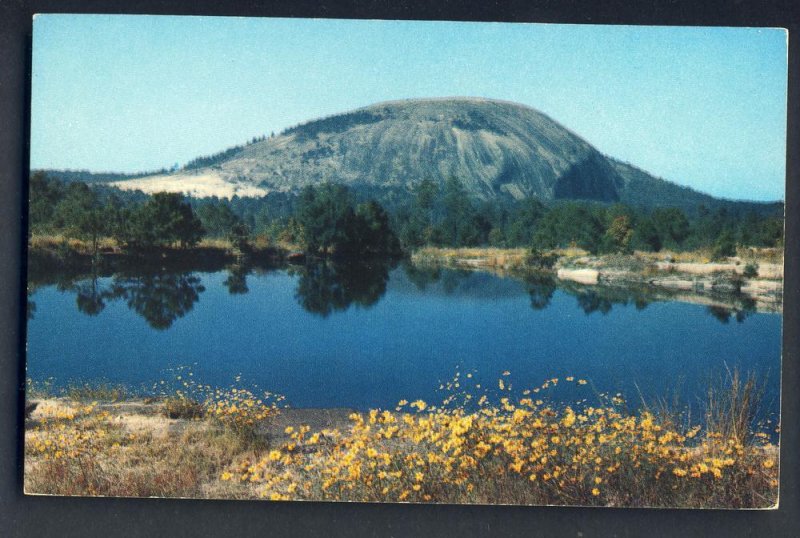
25 370 779 507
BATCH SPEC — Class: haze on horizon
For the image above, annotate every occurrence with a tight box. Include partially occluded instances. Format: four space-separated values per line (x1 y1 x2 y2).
30 15 788 202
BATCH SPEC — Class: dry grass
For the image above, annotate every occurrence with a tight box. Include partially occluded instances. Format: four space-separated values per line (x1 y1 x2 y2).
64 381 129 403
412 247 589 264
197 237 233 249
636 247 784 267
736 247 784 265
25 398 263 499
24 372 778 507
28 234 118 254
412 247 527 267
636 249 715 264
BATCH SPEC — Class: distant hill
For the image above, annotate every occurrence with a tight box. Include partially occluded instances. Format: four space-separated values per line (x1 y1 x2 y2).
39 97 782 216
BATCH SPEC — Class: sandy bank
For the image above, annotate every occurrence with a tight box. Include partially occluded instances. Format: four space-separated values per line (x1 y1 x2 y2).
26 398 356 443
111 172 270 199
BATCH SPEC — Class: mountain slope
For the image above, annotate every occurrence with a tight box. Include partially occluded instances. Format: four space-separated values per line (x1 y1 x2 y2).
97 97 780 214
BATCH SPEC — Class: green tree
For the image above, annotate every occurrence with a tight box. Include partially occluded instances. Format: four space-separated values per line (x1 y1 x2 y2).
116 192 204 250
506 198 547 246
54 182 108 258
631 215 662 252
197 203 240 238
295 184 355 255
295 184 401 257
399 179 440 248
228 222 251 255
415 179 438 216
651 207 690 250
439 177 475 246
712 228 737 260
28 172 64 233
601 215 634 254
755 218 784 247
352 201 402 256
532 203 604 253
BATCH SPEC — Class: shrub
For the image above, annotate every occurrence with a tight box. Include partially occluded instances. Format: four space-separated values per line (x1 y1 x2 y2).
66 381 128 402
711 231 737 261
742 263 759 279
526 248 559 270
204 387 282 443
162 397 205 420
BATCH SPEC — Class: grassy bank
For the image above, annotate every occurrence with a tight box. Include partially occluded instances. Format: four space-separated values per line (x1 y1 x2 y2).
29 233 300 256
26 234 299 273
25 372 778 507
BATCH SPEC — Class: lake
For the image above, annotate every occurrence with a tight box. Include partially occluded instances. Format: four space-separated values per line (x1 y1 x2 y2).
26 260 782 421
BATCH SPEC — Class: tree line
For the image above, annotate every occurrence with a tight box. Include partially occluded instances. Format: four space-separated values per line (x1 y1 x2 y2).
30 172 204 256
29 172 783 260
390 177 782 257
28 173 402 259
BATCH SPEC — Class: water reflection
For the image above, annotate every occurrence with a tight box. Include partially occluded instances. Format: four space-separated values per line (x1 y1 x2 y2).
293 259 395 317
35 269 207 330
707 298 757 324
74 274 111 316
441 269 472 295
27 259 766 327
223 264 250 295
523 274 557 310
109 273 205 330
401 262 442 291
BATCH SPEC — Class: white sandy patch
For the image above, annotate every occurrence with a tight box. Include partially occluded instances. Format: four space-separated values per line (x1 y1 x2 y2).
557 268 600 285
110 172 269 199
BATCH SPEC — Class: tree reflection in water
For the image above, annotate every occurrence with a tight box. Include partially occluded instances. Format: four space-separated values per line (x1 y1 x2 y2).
31 259 762 328
74 274 111 316
523 274 557 310
223 264 250 295
32 268 206 329
400 261 441 291
562 285 653 315
575 290 614 315
707 298 757 324
109 272 205 330
294 258 395 317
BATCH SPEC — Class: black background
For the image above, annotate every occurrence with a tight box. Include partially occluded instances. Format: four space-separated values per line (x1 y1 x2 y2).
1 1 798 536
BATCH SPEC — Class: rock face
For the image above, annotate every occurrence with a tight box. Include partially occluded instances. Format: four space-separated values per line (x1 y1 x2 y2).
107 97 782 216
114 97 624 202
241 97 622 202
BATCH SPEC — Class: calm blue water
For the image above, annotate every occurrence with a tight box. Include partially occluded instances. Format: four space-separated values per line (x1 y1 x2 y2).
26 263 782 419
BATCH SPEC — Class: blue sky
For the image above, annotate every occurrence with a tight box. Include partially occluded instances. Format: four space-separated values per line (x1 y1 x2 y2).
31 15 787 201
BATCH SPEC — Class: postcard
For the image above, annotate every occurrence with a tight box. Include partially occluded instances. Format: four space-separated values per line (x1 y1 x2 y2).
24 15 785 508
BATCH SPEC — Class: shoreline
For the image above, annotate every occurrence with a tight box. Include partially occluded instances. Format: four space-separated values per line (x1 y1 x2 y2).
411 247 784 313
27 239 785 314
